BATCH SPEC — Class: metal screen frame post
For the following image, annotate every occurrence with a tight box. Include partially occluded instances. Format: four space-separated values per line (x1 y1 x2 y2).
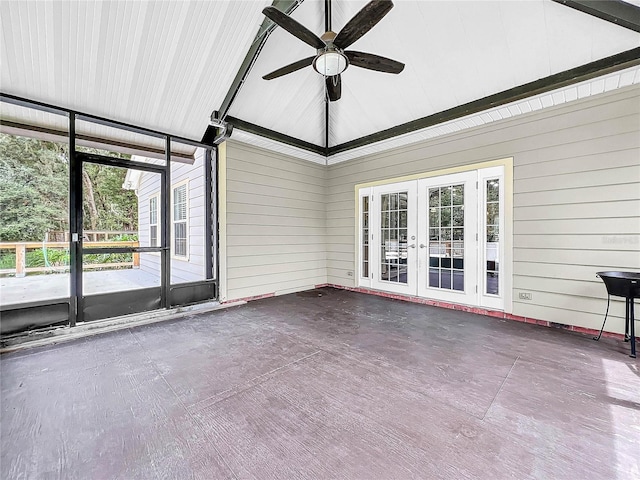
161 136 171 308
69 112 84 326
204 148 215 281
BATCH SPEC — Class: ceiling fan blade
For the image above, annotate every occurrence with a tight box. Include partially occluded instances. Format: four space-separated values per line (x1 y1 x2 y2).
345 51 404 74
326 74 342 102
262 6 325 49
333 0 394 49
263 56 315 80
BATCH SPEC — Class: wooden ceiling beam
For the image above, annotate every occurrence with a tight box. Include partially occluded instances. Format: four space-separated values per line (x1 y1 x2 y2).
551 0 640 33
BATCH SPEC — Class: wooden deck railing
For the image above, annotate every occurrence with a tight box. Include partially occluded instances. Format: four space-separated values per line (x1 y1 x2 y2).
0 241 140 277
46 230 135 242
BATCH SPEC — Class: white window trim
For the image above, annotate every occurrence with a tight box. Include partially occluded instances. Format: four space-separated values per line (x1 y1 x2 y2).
358 187 372 288
171 179 189 261
477 166 505 310
149 192 160 255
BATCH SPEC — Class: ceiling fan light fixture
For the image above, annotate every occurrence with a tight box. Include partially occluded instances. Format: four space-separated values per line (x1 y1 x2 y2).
313 51 348 76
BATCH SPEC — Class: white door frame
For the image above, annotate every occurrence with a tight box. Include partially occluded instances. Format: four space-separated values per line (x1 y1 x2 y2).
356 161 510 312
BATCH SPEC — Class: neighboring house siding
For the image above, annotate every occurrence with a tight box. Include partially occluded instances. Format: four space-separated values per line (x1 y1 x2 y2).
224 141 326 301
325 85 640 335
136 149 207 283
170 149 206 283
136 167 161 281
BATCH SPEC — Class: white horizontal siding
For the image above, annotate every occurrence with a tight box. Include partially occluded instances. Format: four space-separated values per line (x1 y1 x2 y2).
136 148 208 284
169 149 207 283
325 85 640 335
514 183 640 207
227 192 324 212
223 141 326 301
137 170 161 277
514 200 640 221
515 249 639 269
228 244 326 257
226 180 325 204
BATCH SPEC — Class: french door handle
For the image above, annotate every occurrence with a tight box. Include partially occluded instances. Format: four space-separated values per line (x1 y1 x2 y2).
419 244 427 249
408 244 416 249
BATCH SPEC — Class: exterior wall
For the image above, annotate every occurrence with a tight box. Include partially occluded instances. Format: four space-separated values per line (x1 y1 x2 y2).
136 149 207 283
221 141 326 302
137 170 157 257
325 85 640 335
169 149 207 283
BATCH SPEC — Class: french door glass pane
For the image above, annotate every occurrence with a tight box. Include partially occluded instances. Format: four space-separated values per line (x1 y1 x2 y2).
362 196 369 278
486 178 500 295
380 192 408 284
428 184 464 291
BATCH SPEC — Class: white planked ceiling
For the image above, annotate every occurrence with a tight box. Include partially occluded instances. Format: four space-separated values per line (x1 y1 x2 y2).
1 0 270 143
228 0 328 147
233 0 640 148
1 0 639 161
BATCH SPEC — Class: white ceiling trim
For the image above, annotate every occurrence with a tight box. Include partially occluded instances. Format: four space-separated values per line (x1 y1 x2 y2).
230 129 326 165
327 64 640 164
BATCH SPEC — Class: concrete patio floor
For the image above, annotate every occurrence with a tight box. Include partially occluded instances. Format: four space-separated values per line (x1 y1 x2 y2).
1 287 639 479
0 269 160 305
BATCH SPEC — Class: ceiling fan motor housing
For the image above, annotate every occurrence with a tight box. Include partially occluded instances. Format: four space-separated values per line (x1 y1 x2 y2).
314 31 349 77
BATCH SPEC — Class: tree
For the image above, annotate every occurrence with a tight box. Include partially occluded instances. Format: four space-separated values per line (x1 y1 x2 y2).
81 160 137 231
0 133 138 241
0 134 68 241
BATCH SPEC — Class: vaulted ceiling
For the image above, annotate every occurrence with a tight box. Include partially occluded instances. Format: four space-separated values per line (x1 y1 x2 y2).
1 0 639 164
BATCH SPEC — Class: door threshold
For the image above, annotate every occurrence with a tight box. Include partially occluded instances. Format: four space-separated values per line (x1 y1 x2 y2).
0 300 245 354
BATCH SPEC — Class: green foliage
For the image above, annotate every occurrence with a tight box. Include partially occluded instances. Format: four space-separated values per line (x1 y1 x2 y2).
0 250 15 269
112 233 138 242
0 246 134 271
83 252 133 265
28 248 70 267
0 134 68 241
82 161 138 231
0 133 139 242
0 248 70 269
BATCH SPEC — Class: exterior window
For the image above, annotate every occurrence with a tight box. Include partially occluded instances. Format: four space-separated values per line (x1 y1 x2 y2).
485 178 500 295
362 196 369 278
149 195 159 247
173 182 188 258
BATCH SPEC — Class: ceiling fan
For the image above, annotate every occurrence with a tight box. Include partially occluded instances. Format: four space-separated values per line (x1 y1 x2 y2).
262 0 404 102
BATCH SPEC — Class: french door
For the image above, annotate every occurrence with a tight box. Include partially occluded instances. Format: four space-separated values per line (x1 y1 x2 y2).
75 153 167 323
360 167 504 310
370 181 417 295
417 172 477 304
